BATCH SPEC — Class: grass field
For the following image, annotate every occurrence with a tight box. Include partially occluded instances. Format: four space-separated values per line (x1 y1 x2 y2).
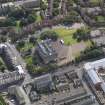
90 0 99 2
95 15 105 23
52 28 77 45
15 21 21 33
0 95 6 105
85 40 93 47
21 43 34 51
24 55 33 64
36 12 42 22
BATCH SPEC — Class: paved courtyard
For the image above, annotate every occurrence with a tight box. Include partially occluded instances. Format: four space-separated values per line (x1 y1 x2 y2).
52 40 87 66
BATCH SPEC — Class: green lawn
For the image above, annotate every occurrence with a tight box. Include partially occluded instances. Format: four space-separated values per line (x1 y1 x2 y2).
90 0 100 3
23 43 33 51
15 21 21 33
85 40 93 47
0 57 7 71
36 12 42 22
95 15 105 23
0 57 4 65
0 95 7 105
52 28 77 45
89 0 102 5
19 42 34 52
24 55 33 64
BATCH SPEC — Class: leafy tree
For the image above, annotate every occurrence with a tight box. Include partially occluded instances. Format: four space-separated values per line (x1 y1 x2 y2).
27 13 37 23
63 11 80 24
40 1 47 10
53 2 59 8
75 44 104 62
8 8 28 19
20 19 28 26
0 36 7 42
28 15 35 23
16 40 25 51
0 65 5 72
29 36 37 44
53 8 59 16
40 31 58 41
73 28 90 41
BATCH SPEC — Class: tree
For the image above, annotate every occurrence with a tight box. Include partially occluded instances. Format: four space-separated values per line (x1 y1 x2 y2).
8 8 28 19
40 31 58 41
29 36 37 44
75 44 104 62
0 36 7 42
73 28 90 41
16 40 25 50
63 12 80 24
0 65 5 73
1 18 16 27
40 1 47 10
27 13 37 24
20 19 28 26
53 2 59 8
53 8 59 16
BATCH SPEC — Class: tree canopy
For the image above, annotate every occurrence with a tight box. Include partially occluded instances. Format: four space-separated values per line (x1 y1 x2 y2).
40 31 58 41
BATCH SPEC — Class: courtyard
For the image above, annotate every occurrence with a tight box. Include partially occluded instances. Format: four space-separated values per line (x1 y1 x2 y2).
51 27 92 65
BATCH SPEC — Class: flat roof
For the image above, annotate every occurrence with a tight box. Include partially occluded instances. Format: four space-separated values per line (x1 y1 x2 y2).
87 69 102 85
38 39 56 56
84 58 105 70
101 82 105 93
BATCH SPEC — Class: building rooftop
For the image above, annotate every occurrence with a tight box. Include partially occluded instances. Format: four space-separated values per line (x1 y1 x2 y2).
84 58 105 105
0 43 25 68
38 39 56 57
90 30 101 38
0 71 25 87
84 58 105 71
87 69 102 85
33 74 53 90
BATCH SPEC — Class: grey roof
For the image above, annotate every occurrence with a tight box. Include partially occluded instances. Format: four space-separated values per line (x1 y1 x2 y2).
84 58 105 70
38 39 56 57
87 69 102 85
0 71 25 86
87 7 101 14
33 73 54 90
14 0 40 8
101 82 105 93
0 43 25 69
34 73 52 84
90 30 101 37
